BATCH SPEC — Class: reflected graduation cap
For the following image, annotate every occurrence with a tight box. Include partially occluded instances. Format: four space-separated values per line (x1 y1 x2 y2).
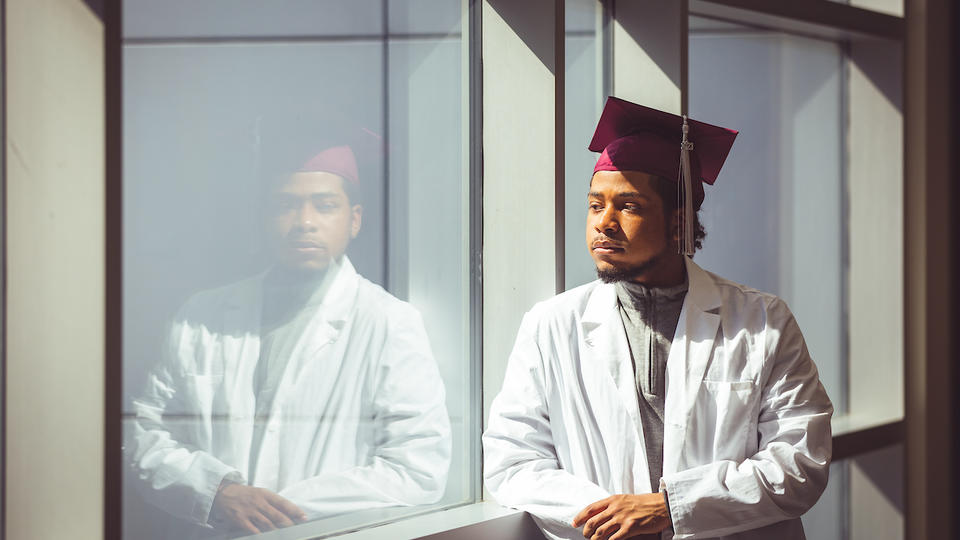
299 145 360 184
255 112 383 187
588 96 739 254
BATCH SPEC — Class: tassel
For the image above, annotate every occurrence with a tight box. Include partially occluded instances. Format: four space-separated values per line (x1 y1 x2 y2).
678 116 695 256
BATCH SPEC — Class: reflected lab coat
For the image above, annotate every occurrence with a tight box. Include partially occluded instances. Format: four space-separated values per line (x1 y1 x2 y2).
483 257 832 540
128 258 451 528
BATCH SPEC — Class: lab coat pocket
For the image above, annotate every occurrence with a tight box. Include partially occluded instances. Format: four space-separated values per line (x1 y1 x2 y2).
698 380 757 460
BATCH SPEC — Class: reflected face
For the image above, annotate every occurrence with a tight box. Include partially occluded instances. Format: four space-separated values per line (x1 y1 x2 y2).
586 170 676 282
269 172 362 272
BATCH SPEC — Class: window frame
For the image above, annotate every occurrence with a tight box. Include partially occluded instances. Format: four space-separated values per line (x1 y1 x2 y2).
104 0 484 538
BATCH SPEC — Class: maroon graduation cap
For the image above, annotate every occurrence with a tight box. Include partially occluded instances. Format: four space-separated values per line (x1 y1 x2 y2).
299 145 360 184
588 96 738 254
296 127 384 186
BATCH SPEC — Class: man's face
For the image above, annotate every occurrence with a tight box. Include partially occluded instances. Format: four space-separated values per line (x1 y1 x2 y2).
269 171 362 272
586 170 675 282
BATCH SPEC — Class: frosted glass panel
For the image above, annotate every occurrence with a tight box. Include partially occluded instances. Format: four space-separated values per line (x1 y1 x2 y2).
121 4 470 539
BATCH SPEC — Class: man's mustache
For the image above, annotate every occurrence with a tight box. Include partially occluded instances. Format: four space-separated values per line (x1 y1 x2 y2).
591 236 625 249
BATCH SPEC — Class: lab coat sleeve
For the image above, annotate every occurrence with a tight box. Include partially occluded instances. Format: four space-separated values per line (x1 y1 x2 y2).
483 309 612 531
661 299 833 539
278 307 452 517
126 315 243 527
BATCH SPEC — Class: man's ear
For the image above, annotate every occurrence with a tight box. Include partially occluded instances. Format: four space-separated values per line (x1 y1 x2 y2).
351 205 363 239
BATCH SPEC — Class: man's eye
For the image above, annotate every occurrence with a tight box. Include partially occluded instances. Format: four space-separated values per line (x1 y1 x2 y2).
623 203 642 212
588 202 603 211
316 201 339 212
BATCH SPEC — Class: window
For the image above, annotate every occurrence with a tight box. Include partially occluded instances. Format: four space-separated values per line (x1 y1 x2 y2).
120 2 477 537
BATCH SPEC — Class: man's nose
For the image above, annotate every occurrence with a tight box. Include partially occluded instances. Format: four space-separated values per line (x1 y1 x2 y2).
293 203 319 231
596 206 619 233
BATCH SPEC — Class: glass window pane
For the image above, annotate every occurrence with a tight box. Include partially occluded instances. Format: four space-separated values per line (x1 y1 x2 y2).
388 0 462 35
805 445 906 540
848 445 904 538
121 4 472 539
802 461 848 540
689 19 846 411
564 0 604 290
123 0 383 39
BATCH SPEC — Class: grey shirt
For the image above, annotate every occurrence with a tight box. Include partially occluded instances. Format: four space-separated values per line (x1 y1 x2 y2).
615 277 688 494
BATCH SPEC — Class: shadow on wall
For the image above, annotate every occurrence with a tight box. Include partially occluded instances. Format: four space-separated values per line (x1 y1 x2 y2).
82 0 104 20
486 0 559 74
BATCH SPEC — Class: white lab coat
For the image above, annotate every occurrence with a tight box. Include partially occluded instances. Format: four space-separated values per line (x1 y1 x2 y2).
128 257 451 531
483 257 832 540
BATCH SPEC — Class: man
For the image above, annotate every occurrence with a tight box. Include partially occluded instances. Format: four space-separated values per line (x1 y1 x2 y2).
483 97 832 540
128 144 451 536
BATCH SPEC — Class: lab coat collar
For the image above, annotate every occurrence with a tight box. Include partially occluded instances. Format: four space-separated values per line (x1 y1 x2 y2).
682 256 721 313
662 257 721 475
314 256 360 324
580 256 719 326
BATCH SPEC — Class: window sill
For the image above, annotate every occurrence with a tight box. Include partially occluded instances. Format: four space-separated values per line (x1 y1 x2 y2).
333 502 534 540
231 501 527 540
832 413 902 436
831 414 904 460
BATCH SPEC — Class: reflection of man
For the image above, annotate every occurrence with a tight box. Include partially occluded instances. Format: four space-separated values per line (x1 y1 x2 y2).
129 145 451 536
483 97 832 540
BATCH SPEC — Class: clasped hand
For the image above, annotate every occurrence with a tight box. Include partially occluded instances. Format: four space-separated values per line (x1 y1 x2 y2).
210 483 307 534
572 493 671 540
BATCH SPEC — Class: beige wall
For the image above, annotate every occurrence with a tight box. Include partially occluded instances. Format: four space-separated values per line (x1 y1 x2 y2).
5 0 105 538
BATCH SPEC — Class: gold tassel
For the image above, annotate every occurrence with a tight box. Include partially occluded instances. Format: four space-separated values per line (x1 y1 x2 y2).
678 116 695 256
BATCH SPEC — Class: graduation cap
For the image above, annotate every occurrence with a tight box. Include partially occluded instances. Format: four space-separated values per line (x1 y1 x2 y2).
588 96 738 255
254 112 384 190
299 145 359 184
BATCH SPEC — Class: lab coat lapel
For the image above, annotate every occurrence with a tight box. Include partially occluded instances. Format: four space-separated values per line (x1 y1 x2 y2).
580 283 650 492
663 257 721 476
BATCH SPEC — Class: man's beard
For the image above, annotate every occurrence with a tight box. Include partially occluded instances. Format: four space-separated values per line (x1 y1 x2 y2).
596 250 666 283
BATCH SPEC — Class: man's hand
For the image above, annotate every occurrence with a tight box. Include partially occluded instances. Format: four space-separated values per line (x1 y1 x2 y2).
572 493 671 540
210 483 307 534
